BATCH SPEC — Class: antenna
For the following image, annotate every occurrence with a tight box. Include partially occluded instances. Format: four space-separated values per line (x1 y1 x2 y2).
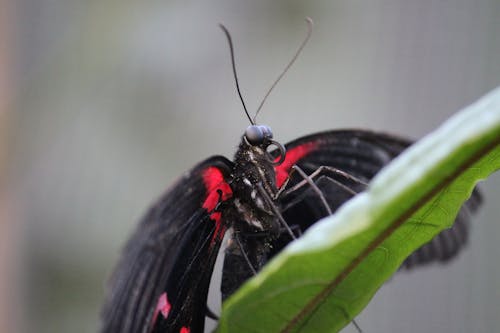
253 17 313 123
219 23 254 125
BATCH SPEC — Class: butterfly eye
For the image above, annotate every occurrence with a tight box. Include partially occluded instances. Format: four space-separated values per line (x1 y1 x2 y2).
245 125 275 146
259 125 273 140
245 125 265 145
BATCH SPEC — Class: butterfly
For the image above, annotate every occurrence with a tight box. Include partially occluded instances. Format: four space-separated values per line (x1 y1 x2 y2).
100 20 482 333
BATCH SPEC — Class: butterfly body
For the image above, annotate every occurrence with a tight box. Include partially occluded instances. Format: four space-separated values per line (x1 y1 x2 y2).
231 134 281 235
101 125 312 333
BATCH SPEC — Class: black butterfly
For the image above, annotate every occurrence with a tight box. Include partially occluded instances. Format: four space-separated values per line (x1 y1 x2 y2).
100 21 481 333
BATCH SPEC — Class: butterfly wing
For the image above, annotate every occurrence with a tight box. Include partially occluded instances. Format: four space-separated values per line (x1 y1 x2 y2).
272 129 481 268
101 156 234 333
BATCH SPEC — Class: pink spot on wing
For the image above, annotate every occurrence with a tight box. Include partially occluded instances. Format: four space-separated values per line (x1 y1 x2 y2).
151 292 171 326
180 327 190 333
274 142 319 187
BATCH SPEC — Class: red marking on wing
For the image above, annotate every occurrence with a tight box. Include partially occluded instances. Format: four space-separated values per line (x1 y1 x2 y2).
275 142 319 187
202 167 232 243
180 327 190 333
151 292 171 327
202 167 232 211
209 212 227 243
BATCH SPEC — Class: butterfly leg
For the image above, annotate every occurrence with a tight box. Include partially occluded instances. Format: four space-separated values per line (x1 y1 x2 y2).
280 165 368 199
205 306 219 320
256 182 297 240
234 233 258 275
277 165 368 217
290 165 333 214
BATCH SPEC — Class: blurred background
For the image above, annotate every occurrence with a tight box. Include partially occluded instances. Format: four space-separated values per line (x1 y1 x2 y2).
3 0 499 332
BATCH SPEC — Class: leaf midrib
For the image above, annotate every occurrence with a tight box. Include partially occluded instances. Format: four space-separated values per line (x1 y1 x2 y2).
281 134 500 333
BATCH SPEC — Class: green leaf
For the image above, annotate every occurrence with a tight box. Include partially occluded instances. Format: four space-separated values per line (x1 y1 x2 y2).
217 87 500 333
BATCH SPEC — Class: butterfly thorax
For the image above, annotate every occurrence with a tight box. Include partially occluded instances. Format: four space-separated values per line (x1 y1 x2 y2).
230 135 281 236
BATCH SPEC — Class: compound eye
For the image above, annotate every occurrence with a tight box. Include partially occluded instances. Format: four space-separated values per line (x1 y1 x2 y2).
259 125 273 140
245 125 264 145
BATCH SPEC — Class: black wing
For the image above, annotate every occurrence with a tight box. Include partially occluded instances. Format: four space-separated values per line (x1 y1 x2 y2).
272 129 481 268
101 156 234 333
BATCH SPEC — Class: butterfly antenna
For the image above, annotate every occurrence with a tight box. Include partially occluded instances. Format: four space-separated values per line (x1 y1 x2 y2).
253 17 313 123
219 24 254 125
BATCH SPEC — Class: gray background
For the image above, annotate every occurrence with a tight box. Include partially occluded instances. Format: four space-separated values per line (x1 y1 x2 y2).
12 1 500 332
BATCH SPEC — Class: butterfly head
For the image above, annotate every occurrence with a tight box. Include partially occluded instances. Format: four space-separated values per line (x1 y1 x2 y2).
244 125 273 146
243 124 286 165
